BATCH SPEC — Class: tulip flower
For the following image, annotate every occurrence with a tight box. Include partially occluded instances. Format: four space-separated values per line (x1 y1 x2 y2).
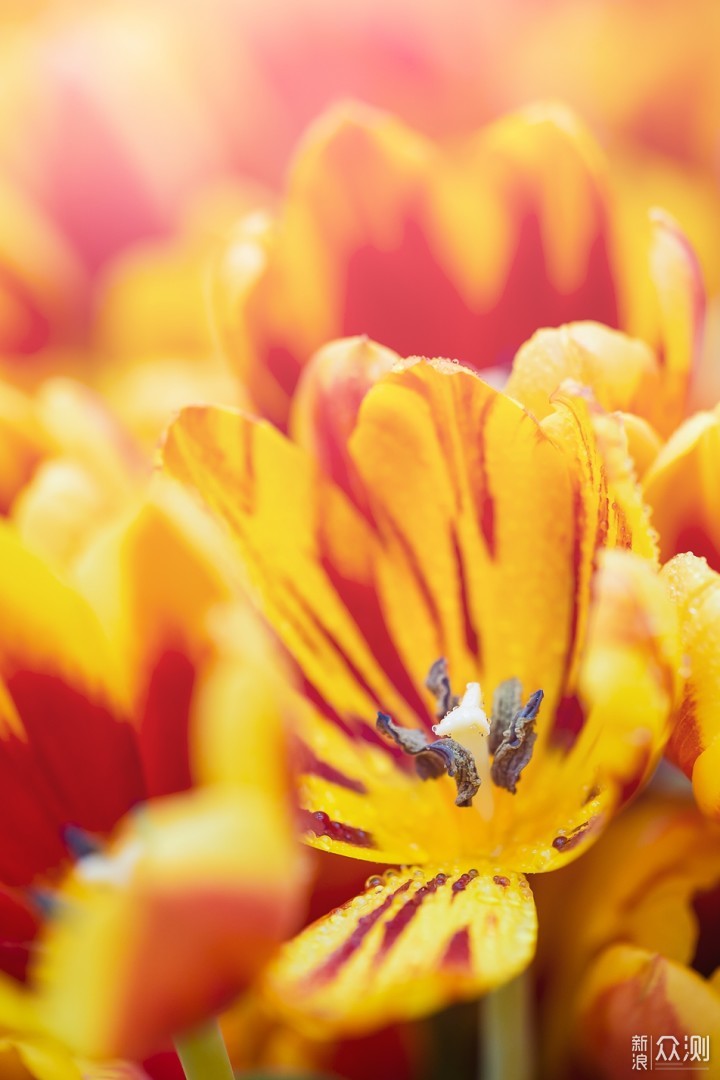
213 101 706 433
535 794 720 1079
0 483 306 1072
162 352 680 1037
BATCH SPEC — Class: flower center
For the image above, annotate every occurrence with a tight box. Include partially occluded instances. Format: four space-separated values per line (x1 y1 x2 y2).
432 683 494 819
376 660 543 814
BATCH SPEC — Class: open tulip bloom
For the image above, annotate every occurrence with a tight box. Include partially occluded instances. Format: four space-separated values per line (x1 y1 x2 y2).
162 346 685 1056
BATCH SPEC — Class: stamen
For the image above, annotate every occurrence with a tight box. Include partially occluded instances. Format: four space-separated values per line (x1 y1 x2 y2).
425 658 460 720
490 689 544 794
488 677 522 755
377 667 544 815
377 713 480 807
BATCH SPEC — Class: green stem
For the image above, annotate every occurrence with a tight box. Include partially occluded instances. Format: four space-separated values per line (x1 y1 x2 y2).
480 972 534 1080
174 1019 235 1080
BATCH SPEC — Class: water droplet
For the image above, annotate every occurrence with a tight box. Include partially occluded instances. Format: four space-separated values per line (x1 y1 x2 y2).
365 875 383 890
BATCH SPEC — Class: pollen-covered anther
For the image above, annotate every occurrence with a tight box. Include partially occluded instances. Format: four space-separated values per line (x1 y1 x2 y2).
489 686 544 794
425 657 460 720
376 712 480 808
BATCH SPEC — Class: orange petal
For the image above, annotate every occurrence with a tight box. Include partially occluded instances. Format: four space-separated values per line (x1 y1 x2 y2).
661 554 720 817
264 864 536 1035
574 945 720 1078
643 407 720 569
36 789 306 1061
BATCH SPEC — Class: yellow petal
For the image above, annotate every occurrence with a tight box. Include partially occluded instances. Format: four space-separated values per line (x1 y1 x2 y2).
264 864 536 1035
661 554 720 817
295 702 459 865
487 550 680 873
162 402 423 736
0 382 50 514
643 407 720 569
347 358 582 718
646 208 706 437
506 321 659 423
0 1039 81 1080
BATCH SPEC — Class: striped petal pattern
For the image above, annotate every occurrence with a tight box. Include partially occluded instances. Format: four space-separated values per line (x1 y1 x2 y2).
215 102 620 429
264 864 536 1034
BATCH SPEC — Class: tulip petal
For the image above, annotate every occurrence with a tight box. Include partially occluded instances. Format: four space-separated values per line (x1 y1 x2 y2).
480 550 680 873
347 358 580 716
0 526 143 886
77 480 241 798
264 864 536 1034
535 796 720 1077
647 209 706 436
162 401 431 737
643 407 720 569
661 554 720 817
36 789 305 1061
289 336 400 505
574 944 720 1078
506 322 659 423
296 704 459 864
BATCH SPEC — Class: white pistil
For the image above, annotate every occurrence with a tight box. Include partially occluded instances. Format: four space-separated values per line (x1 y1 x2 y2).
432 682 494 820
76 839 143 887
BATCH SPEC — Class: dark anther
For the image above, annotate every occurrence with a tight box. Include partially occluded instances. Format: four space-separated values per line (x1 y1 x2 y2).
64 825 102 860
377 712 480 808
377 713 430 756
490 688 544 794
488 677 522 755
425 658 459 720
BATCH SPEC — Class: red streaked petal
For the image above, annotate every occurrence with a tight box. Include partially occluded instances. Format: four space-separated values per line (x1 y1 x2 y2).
0 526 143 886
264 864 536 1035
